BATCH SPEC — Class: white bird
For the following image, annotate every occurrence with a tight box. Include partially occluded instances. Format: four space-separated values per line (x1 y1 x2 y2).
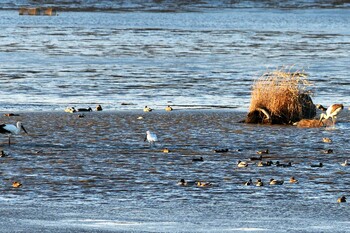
319 104 344 125
0 122 28 146
341 160 349 167
144 130 158 145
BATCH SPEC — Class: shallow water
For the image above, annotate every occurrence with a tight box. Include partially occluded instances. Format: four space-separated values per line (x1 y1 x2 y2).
0 7 349 112
0 110 350 232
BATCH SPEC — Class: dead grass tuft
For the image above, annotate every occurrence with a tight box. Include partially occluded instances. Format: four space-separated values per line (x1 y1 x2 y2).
248 67 315 123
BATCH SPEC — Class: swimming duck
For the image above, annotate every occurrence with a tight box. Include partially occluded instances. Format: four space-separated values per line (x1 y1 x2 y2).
64 107 76 113
337 196 346 203
257 149 269 155
322 137 332 143
244 179 253 186
310 162 323 168
143 106 153 112
275 161 292 167
0 150 7 157
78 114 85 118
289 176 298 183
162 148 170 153
165 105 173 111
269 179 284 185
3 113 20 117
341 160 349 166
137 116 144 120
96 104 103 111
12 181 22 188
257 161 273 167
256 178 264 186
250 155 262 161
323 149 333 154
214 148 229 153
197 181 212 187
237 160 248 168
177 179 188 186
192 157 204 162
77 107 92 112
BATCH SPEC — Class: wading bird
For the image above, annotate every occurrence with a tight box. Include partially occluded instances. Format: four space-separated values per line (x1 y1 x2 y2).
319 104 344 125
0 122 28 146
144 130 158 145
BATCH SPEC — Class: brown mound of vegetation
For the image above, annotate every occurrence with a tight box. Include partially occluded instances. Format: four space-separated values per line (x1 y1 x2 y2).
245 69 316 124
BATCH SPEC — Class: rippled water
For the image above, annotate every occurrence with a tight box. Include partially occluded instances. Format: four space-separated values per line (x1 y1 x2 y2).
0 3 350 232
0 7 349 112
0 110 350 232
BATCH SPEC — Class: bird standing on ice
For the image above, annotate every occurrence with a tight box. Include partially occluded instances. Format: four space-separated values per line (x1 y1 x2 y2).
144 131 158 145
0 121 28 146
319 104 344 125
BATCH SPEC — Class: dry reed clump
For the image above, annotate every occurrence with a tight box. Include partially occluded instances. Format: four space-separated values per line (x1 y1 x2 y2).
246 68 316 124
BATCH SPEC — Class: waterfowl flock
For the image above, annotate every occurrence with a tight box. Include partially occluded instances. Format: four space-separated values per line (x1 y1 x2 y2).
0 102 347 203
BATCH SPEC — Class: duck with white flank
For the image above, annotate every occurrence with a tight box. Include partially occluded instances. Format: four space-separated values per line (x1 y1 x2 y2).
143 106 153 112
318 104 344 125
256 178 264 186
237 160 248 168
96 104 103 111
0 122 28 146
165 105 173 111
64 107 76 113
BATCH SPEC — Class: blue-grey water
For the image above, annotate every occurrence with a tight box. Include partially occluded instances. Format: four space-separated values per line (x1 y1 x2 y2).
0 3 349 112
0 1 350 232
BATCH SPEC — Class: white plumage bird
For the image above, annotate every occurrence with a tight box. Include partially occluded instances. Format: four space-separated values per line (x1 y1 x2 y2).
0 121 28 146
144 130 158 145
319 104 344 125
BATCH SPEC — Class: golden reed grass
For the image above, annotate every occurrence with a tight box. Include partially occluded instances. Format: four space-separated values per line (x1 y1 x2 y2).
249 68 313 123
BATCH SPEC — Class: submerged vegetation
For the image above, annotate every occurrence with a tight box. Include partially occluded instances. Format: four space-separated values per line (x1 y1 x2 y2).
246 68 316 124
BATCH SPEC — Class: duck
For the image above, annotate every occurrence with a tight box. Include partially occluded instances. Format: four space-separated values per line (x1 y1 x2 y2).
341 160 349 166
3 113 20 117
96 104 103 111
244 179 253 186
275 161 292 167
257 161 273 167
165 105 173 111
192 157 204 162
197 181 212 187
257 149 269 155
162 148 170 153
311 162 323 168
12 181 22 188
322 137 332 143
143 106 153 112
77 107 92 112
323 149 333 154
214 148 229 153
269 179 284 185
78 114 85 118
256 178 264 186
337 196 346 203
250 155 262 161
64 107 76 113
0 150 7 157
177 179 188 186
237 160 248 168
289 176 298 183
